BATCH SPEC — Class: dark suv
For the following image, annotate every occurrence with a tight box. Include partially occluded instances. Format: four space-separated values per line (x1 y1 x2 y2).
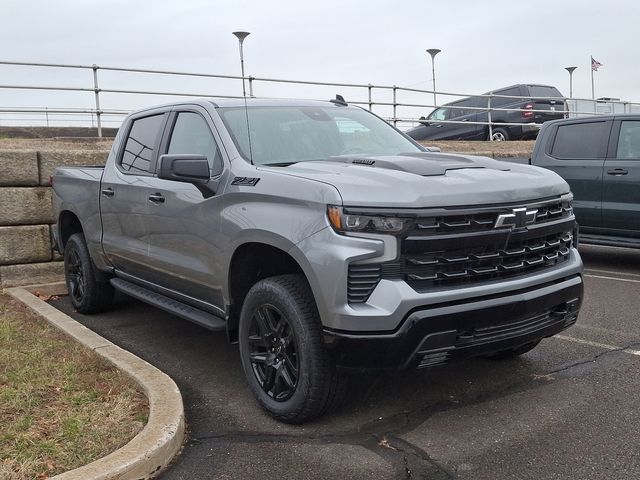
407 84 566 142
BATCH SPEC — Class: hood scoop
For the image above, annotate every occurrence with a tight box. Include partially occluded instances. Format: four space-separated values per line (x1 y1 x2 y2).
328 152 511 176
351 158 376 166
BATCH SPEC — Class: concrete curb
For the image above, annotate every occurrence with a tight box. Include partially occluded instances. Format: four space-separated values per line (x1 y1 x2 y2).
5 283 185 480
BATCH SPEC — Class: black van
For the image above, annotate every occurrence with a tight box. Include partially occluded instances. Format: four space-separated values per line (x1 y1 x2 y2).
406 84 566 141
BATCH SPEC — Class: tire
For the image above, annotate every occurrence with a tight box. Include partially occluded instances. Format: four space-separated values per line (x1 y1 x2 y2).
238 274 348 423
488 127 509 141
485 339 541 360
64 233 114 314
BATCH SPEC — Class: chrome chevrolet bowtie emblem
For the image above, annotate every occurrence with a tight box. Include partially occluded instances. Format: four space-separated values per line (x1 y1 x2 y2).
495 208 538 229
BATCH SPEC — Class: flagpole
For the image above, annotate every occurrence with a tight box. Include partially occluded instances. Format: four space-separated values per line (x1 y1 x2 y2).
591 56 595 100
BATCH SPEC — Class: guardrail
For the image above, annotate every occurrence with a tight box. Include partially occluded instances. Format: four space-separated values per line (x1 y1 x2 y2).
1 60 639 138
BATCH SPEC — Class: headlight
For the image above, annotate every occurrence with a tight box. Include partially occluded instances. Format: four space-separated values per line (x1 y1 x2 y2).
327 205 412 235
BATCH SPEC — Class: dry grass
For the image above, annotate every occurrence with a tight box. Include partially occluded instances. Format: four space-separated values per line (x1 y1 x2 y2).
419 139 535 157
0 137 113 151
0 293 148 480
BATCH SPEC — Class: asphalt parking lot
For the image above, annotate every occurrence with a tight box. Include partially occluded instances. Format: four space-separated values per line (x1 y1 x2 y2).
50 245 640 480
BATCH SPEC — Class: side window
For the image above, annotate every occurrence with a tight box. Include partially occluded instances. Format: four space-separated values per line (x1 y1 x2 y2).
551 122 608 159
616 121 640 159
492 87 521 107
429 108 449 121
120 114 165 174
168 112 223 176
449 102 467 119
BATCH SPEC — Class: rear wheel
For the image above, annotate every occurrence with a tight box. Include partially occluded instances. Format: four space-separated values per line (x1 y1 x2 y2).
239 274 347 423
485 339 541 360
488 127 509 141
64 233 114 313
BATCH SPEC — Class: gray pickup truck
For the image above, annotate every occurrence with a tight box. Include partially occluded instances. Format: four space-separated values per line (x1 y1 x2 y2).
53 98 584 423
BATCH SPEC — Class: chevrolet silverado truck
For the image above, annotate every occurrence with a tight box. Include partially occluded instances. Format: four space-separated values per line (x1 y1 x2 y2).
52 98 584 423
527 114 640 248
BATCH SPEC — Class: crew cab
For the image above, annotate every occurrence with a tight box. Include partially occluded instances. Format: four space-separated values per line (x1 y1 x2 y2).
52 98 584 423
530 114 640 248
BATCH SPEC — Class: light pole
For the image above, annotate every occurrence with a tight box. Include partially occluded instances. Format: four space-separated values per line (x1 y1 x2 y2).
426 48 441 107
565 66 577 98
232 31 250 97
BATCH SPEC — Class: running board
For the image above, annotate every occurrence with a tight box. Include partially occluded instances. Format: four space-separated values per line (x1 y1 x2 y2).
110 278 226 331
580 234 640 249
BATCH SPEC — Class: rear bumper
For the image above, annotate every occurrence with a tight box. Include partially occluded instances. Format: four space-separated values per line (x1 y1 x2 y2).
323 274 583 372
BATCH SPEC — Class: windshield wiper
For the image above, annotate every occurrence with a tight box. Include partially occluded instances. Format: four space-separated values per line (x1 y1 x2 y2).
261 161 300 167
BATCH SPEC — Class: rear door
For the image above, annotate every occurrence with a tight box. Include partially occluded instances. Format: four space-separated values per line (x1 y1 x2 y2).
601 118 640 235
100 111 168 279
541 119 612 232
443 99 479 140
142 106 228 309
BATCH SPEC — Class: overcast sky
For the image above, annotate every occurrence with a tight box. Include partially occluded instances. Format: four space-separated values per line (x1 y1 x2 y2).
1 0 638 126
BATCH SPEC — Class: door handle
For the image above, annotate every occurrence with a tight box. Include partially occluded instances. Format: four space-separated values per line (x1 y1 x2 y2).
607 168 628 176
434 124 443 128
101 187 115 198
148 193 165 204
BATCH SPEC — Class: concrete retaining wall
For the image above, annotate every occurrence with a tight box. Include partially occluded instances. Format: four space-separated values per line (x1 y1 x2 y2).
0 139 534 289
0 148 109 288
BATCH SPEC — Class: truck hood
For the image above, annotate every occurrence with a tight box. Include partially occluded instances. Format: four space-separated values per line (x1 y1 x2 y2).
258 152 569 208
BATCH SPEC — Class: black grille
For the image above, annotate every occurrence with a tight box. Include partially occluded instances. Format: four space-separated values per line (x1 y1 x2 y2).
346 197 575 303
412 199 572 236
403 230 573 291
347 264 381 303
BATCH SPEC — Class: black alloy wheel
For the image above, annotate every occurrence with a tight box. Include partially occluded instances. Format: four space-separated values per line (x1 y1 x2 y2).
66 245 86 304
247 304 299 402
63 233 114 314
238 274 348 423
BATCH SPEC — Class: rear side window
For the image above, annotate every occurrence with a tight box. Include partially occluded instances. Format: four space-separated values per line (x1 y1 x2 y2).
616 121 640 159
492 87 522 107
120 114 165 174
551 121 608 159
449 100 475 118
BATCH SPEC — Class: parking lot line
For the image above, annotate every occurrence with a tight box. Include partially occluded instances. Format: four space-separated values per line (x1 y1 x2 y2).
554 334 640 357
584 274 640 284
585 268 640 279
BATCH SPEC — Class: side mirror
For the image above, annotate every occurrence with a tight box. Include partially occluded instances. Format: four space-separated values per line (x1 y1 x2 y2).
158 154 215 198
419 116 429 125
158 154 210 183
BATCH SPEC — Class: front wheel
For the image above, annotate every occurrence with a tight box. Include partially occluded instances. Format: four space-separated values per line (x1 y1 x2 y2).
64 233 114 314
239 274 347 423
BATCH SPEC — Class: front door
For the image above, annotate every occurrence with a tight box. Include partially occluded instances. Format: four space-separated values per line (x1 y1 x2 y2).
602 119 640 235
143 108 228 310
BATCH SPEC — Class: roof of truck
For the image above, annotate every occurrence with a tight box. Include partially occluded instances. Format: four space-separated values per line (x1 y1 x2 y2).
206 97 344 108
123 97 356 119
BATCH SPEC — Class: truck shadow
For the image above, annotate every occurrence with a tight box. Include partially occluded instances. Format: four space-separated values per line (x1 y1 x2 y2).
101 293 549 438
579 244 640 274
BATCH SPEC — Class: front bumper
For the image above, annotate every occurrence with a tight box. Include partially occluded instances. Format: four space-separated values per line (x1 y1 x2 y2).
323 274 583 371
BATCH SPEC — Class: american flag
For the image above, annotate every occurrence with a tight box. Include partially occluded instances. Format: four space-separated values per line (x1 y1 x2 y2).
591 56 603 71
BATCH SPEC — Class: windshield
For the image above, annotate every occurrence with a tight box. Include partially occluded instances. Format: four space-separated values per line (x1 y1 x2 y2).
218 105 422 165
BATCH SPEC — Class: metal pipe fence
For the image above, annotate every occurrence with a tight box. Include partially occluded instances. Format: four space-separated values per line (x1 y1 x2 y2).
1 59 639 138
